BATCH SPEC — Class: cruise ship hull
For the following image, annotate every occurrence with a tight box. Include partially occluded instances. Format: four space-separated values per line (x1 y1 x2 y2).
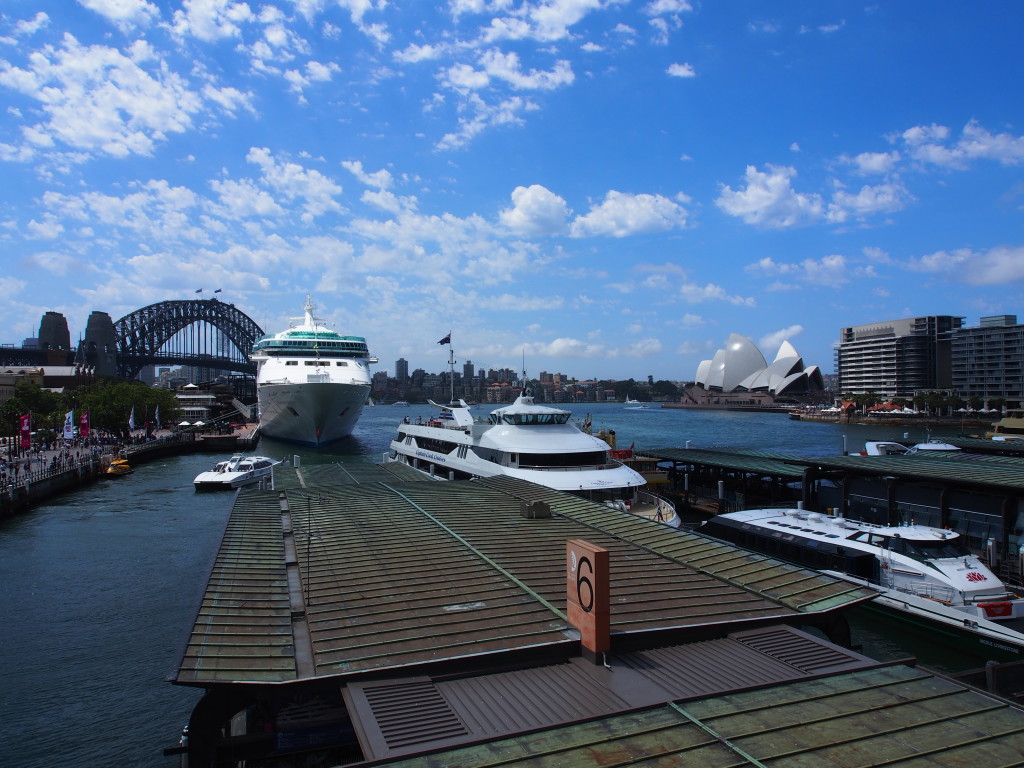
257 380 369 447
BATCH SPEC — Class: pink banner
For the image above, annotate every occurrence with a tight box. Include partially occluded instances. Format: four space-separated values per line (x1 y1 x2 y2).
78 410 90 438
19 413 31 449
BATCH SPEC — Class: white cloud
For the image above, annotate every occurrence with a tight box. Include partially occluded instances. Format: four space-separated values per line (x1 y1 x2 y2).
907 244 1024 285
827 181 911 222
26 215 64 239
342 160 394 190
441 49 574 92
169 0 255 42
13 12 50 36
481 0 605 44
246 147 343 222
570 190 688 237
759 325 803 353
532 336 608 359
644 0 693 13
862 246 892 264
746 254 858 288
78 0 160 30
210 178 286 218
648 16 681 45
499 185 570 236
41 180 209 243
841 150 901 175
680 282 756 306
0 35 251 162
394 43 445 63
666 62 695 78
715 165 824 228
201 83 256 115
29 250 79 276
284 60 341 98
897 120 1024 170
436 94 535 151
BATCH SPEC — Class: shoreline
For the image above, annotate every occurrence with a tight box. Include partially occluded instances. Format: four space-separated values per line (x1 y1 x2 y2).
1 427 258 517
660 402 999 431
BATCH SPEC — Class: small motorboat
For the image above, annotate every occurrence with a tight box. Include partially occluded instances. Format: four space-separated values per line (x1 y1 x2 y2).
194 455 282 491
862 439 961 456
105 457 133 476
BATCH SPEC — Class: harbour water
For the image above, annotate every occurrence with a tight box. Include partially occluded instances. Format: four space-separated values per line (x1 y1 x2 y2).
0 403 990 767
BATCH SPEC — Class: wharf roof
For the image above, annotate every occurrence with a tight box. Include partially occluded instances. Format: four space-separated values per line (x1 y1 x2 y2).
175 460 1024 766
783 451 1024 492
637 446 808 478
378 663 1024 767
174 462 872 688
639 445 1024 493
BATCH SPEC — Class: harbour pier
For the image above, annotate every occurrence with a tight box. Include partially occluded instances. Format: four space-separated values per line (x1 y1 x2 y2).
169 459 1024 766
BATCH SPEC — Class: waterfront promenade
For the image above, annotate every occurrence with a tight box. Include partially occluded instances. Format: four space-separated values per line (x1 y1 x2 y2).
0 428 256 516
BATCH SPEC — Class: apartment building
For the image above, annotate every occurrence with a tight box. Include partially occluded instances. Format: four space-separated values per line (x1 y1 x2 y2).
835 316 963 397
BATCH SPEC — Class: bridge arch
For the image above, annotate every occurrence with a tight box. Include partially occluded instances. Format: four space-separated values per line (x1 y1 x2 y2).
114 300 264 379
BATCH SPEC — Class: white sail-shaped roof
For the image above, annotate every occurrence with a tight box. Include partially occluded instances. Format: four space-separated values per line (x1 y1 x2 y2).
694 335 821 396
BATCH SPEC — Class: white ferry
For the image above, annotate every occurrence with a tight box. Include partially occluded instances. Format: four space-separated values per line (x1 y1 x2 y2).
701 507 1024 659
251 296 376 447
386 384 676 523
194 455 282 491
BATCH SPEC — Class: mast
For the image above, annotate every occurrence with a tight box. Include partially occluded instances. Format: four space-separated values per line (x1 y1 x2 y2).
448 346 456 405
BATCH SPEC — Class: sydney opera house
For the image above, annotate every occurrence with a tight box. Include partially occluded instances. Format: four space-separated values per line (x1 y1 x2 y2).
690 333 824 403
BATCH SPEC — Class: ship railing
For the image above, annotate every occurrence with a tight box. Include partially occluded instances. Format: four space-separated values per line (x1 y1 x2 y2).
634 489 677 521
516 462 624 472
889 582 957 604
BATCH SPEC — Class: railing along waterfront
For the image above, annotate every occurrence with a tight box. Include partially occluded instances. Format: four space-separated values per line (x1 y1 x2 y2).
0 433 212 516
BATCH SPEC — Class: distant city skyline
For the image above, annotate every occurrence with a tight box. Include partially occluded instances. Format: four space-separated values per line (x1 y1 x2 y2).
1 4 1021 380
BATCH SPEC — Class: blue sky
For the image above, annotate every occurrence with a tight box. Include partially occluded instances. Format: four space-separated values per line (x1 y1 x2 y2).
1 1 1022 382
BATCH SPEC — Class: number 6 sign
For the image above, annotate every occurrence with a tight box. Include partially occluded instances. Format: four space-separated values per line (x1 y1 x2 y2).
566 539 610 655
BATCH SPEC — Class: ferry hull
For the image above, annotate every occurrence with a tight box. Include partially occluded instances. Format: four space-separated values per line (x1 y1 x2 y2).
257 381 369 447
856 595 1024 664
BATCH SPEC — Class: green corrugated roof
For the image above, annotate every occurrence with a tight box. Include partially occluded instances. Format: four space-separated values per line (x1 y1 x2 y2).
784 453 1024 490
638 445 1024 491
638 447 808 478
382 665 1024 767
176 470 874 686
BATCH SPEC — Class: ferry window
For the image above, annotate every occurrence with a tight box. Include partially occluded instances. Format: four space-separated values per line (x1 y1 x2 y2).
901 539 969 559
498 412 570 425
285 361 298 366
305 361 319 366
335 361 348 366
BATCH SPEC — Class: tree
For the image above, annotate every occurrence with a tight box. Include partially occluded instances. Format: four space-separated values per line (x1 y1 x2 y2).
75 380 179 435
5 381 64 434
651 380 680 399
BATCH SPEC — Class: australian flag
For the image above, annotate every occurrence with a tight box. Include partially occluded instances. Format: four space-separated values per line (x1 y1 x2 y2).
437 332 451 345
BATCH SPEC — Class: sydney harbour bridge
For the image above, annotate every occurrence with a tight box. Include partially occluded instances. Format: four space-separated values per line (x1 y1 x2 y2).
113 300 264 379
3 299 265 383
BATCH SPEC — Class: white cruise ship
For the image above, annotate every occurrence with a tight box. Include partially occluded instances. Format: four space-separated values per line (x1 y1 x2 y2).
251 296 376 447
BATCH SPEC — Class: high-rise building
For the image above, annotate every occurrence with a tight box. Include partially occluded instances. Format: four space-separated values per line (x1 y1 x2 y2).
951 315 1024 405
836 316 963 397
395 357 409 382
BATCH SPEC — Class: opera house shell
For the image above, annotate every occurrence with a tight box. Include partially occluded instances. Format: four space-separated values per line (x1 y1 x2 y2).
695 334 823 396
